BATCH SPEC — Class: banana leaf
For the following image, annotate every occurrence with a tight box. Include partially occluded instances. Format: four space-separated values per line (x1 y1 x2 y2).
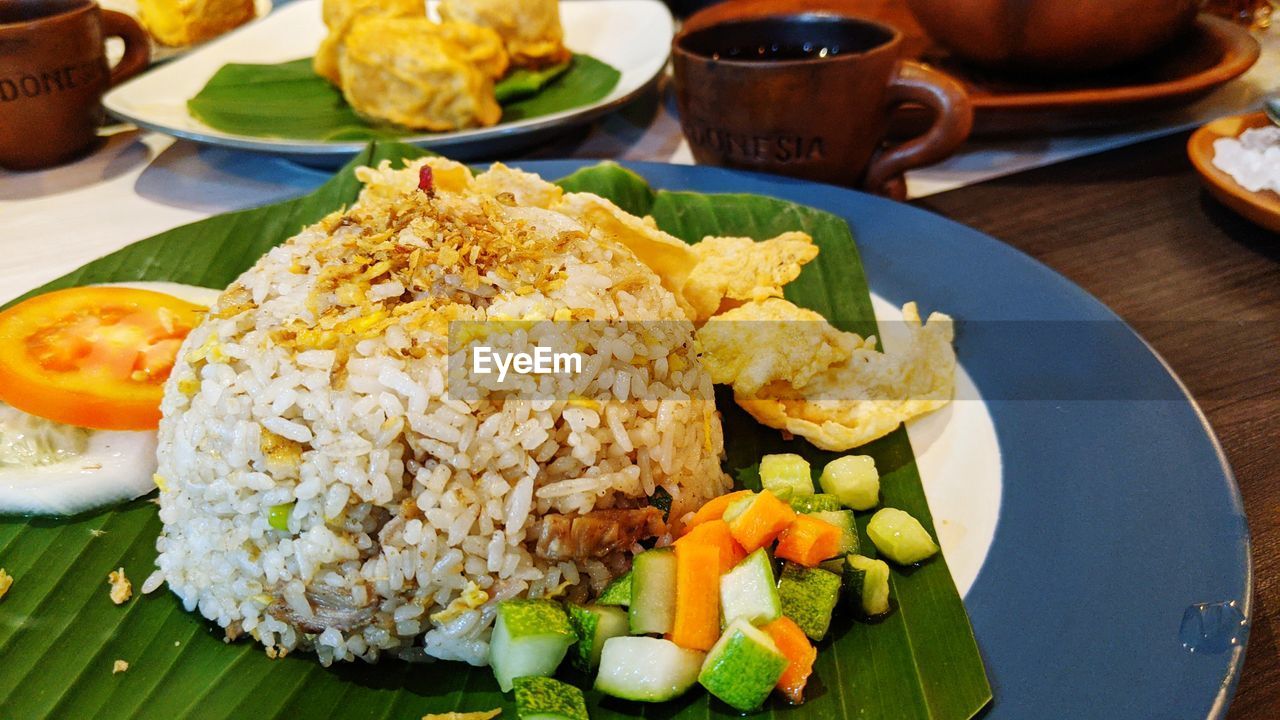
0 143 990 720
186 55 619 142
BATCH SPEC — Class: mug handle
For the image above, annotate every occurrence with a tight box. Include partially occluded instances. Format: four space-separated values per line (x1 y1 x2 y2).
101 9 151 87
863 60 973 200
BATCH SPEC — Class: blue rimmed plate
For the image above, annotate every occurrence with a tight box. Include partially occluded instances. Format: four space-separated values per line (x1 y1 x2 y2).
513 160 1251 719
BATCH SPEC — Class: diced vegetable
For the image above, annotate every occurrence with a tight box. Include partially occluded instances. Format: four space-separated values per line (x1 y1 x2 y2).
675 518 745 574
867 507 939 565
513 676 590 720
759 453 813 500
698 618 789 712
596 570 632 606
844 554 892 616
489 599 577 692
685 489 754 529
819 455 880 510
648 486 673 521
629 548 677 635
720 548 782 627
671 541 721 651
774 514 843 567
763 616 817 704
0 286 208 430
267 502 293 531
808 509 859 555
595 636 704 702
725 490 796 552
566 604 629 672
777 563 842 641
789 493 843 513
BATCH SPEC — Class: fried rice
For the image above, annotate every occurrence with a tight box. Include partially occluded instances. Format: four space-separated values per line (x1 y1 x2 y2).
152 158 730 666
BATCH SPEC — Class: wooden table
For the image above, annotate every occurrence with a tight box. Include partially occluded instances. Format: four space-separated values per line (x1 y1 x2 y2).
918 131 1279 719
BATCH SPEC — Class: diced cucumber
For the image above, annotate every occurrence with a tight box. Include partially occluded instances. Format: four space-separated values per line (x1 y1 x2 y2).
759 453 813 501
867 507 939 565
629 548 677 635
513 676 590 720
777 563 842 641
597 570 632 607
719 548 782 627
819 455 880 510
595 636 704 702
789 493 843 513
844 554 891 616
697 618 789 712
808 509 859 555
567 604 629 672
721 494 755 523
489 599 577 692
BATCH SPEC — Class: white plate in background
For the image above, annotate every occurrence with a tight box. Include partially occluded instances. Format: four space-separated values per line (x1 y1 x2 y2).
103 0 674 164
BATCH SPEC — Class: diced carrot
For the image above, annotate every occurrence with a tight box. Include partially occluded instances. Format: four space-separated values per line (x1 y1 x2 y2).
764 616 817 704
676 519 746 574
671 541 721 651
775 514 844 567
684 489 754 530
726 490 796 552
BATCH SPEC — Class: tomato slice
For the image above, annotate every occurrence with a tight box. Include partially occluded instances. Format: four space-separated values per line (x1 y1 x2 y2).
0 287 207 430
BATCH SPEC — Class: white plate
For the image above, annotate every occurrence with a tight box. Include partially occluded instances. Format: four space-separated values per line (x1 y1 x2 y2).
103 0 674 164
102 0 273 65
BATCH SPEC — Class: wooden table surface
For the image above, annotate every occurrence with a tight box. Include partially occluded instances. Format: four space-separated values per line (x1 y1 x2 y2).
917 131 1279 719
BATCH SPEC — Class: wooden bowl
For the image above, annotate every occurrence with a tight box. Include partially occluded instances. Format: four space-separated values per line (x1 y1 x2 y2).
904 0 1201 75
1188 112 1280 234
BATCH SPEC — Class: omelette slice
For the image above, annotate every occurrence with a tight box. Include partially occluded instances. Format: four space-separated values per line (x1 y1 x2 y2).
696 298 866 395
735 303 956 451
684 233 819 319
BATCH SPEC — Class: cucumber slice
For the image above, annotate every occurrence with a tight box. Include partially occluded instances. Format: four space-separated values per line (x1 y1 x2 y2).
595 636 704 702
719 547 781 627
777 563 842 641
867 507 939 565
513 676 590 720
596 570 632 607
721 494 754 523
808 509 859 555
488 599 576 692
567 604 629 672
629 548 677 635
697 618 789 712
844 554 892 616
789 493 843 513
818 455 880 510
759 453 813 501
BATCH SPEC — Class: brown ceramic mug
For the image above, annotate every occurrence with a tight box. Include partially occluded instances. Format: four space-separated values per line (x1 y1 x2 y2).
673 14 972 199
0 0 149 171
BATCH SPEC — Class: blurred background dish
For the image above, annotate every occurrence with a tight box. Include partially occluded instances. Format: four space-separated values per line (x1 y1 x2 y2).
1188 110 1280 231
683 1 1261 136
103 0 673 163
903 0 1200 75
101 0 271 63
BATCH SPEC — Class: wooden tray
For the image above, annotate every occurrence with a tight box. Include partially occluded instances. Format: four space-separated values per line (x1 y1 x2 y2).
683 1 1261 137
1188 111 1280 233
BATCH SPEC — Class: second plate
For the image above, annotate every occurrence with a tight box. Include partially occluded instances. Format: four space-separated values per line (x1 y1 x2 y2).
103 0 673 163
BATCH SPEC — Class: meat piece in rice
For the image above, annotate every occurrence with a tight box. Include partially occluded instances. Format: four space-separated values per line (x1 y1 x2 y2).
153 157 731 666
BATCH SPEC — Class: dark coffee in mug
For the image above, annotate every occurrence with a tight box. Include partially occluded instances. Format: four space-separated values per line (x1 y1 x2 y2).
0 0 149 171
673 14 973 199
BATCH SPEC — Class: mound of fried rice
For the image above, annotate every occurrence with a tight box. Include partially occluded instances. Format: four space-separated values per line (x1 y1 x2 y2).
152 158 730 666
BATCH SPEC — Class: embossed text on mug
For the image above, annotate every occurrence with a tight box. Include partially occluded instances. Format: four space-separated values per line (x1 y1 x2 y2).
686 122 825 164
0 61 104 102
